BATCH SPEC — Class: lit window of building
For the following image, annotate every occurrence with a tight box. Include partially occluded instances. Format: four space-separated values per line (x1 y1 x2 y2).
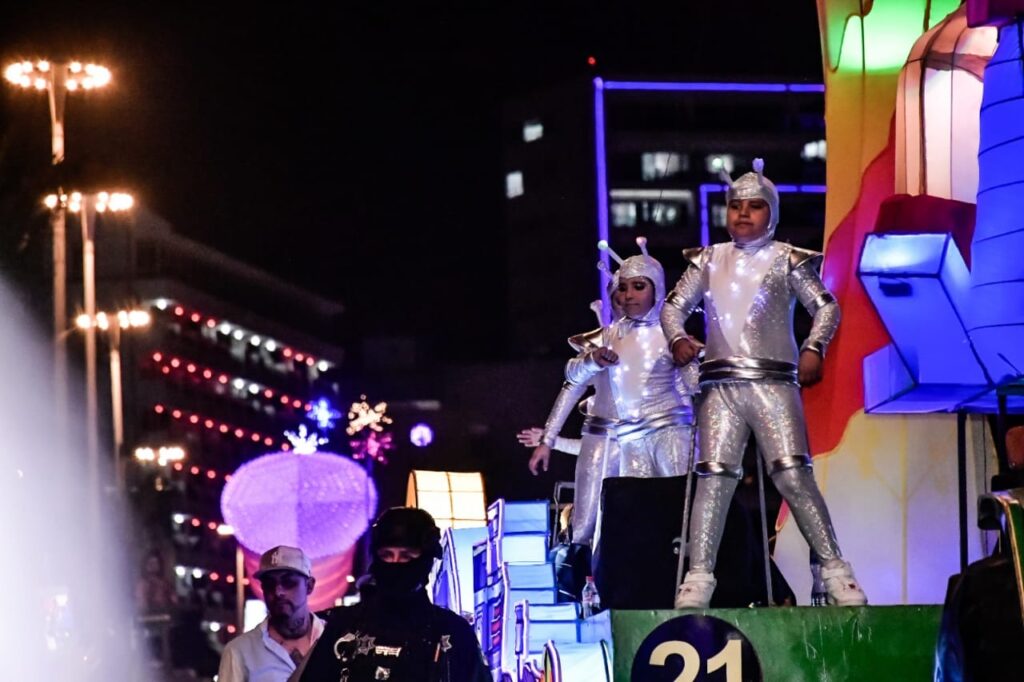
644 201 680 226
522 119 544 142
611 201 637 228
506 171 525 198
642 152 684 181
802 139 827 160
712 204 728 229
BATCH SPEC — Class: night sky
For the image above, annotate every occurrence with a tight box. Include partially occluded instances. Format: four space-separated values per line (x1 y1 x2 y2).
1 4 822 359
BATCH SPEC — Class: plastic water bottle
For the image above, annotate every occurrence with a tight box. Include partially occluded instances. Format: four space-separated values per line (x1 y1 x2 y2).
581 576 600 618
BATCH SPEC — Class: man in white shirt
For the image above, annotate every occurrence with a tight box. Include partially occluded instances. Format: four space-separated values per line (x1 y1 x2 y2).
218 546 325 682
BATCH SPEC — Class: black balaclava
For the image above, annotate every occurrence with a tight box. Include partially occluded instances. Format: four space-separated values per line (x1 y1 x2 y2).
368 507 442 596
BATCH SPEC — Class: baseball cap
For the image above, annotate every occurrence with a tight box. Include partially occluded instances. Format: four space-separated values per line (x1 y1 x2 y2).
253 545 313 579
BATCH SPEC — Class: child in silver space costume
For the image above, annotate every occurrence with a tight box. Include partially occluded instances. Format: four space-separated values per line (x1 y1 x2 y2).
661 159 867 608
568 237 697 480
528 280 624 546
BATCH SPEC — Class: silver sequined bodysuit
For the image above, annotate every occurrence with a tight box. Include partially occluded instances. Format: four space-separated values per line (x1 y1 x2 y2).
661 240 844 572
662 242 839 384
540 327 621 545
567 313 696 478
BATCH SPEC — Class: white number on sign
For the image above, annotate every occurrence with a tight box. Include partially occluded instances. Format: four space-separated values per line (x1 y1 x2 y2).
649 641 700 682
706 639 742 682
648 638 742 681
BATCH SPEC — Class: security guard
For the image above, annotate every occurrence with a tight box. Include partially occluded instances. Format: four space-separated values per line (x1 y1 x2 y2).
295 507 490 681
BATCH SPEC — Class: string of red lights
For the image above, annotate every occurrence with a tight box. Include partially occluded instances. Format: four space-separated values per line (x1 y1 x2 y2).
157 301 332 372
172 509 235 537
170 460 232 483
149 351 314 413
153 403 292 451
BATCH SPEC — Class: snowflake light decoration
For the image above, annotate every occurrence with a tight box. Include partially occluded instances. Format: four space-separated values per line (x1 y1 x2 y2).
346 395 392 435
284 424 328 455
307 398 342 431
350 430 394 464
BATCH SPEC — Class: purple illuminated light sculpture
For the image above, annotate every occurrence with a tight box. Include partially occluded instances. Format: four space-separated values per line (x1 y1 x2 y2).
220 445 377 560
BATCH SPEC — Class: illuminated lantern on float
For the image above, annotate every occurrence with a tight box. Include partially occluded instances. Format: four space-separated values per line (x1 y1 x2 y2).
406 470 486 529
896 5 997 202
888 1 1024 389
775 1 992 607
221 429 377 610
861 1 1024 404
858 7 998 414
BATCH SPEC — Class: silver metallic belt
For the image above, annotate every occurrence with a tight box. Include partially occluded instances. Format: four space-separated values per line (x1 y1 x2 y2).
581 415 618 437
615 406 694 444
699 356 798 385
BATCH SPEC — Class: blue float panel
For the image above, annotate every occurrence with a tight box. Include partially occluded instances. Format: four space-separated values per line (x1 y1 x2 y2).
433 525 488 616
858 233 989 412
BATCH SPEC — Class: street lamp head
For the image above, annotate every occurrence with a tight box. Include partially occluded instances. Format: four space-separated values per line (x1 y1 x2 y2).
134 445 186 466
82 63 111 88
64 62 112 91
95 192 133 213
76 311 111 330
4 62 32 88
42 190 133 214
134 447 156 463
118 309 151 329
78 308 151 331
4 60 111 90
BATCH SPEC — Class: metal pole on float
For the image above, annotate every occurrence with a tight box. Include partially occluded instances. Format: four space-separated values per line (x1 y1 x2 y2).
957 411 968 573
756 453 775 606
675 425 698 593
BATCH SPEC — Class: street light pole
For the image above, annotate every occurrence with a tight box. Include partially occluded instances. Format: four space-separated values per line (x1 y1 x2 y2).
109 321 124 492
76 305 148 494
48 64 69 428
53 190 134 499
46 63 68 164
5 59 112 437
81 195 100 497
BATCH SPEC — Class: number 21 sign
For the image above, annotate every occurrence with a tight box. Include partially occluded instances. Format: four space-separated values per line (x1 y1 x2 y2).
631 615 762 681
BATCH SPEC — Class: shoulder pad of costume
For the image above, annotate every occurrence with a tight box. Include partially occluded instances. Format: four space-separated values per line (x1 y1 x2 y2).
568 327 604 352
788 245 824 271
681 246 707 269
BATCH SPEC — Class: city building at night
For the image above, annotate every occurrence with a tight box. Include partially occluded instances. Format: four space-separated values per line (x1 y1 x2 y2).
68 206 346 643
502 76 827 354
